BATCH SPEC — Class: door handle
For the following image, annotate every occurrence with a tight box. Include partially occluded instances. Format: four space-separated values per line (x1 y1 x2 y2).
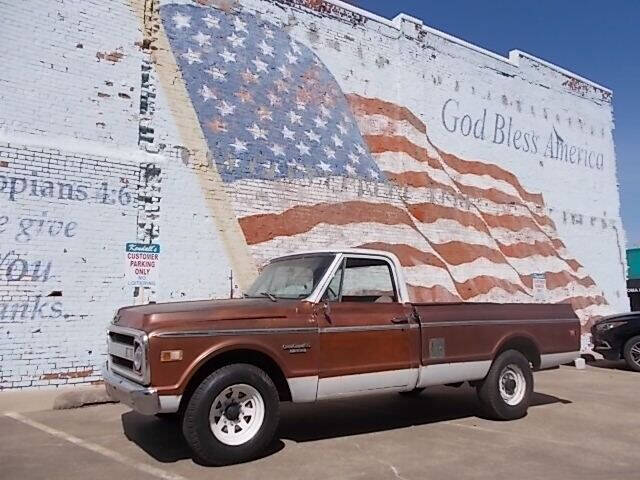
391 316 409 324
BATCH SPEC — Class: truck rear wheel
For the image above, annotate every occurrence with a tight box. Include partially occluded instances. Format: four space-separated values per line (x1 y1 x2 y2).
476 350 533 420
182 363 280 465
623 335 640 372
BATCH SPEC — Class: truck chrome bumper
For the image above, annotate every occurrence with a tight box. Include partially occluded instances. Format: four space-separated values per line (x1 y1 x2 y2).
102 363 180 415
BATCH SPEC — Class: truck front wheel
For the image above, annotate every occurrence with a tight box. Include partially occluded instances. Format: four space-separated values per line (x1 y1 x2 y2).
476 350 533 420
182 363 280 465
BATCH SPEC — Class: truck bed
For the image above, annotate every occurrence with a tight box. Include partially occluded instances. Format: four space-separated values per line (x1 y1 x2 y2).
411 302 580 371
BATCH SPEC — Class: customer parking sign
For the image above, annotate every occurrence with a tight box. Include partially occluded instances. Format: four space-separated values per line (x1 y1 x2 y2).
125 243 160 287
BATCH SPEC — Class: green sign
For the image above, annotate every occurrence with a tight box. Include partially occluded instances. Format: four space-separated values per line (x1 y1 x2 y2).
628 248 640 280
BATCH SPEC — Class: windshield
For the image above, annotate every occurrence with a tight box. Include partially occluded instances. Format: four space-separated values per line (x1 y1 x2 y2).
245 254 335 300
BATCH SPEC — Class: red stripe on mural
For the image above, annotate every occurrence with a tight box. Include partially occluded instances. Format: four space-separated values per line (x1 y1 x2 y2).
364 135 442 170
455 276 528 300
438 150 544 205
408 203 490 233
346 94 427 134
356 242 448 269
431 241 508 266
383 171 458 194
239 201 416 245
408 284 461 303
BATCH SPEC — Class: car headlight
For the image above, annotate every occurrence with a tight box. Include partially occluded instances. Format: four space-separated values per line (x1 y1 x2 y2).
595 320 627 332
133 341 143 372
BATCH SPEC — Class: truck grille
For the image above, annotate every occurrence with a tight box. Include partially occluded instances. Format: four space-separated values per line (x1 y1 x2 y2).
107 325 149 385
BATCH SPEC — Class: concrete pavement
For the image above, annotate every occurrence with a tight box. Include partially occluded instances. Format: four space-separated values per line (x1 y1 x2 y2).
1 362 638 480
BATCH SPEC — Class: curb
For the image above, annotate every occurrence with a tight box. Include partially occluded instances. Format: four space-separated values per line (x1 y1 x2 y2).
0 384 118 414
53 385 118 410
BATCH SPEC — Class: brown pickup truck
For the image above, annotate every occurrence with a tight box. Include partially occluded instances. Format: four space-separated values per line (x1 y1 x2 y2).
103 248 580 465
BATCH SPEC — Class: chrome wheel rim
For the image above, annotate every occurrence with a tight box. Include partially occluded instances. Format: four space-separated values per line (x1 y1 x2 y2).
209 384 265 446
630 342 640 367
498 364 526 406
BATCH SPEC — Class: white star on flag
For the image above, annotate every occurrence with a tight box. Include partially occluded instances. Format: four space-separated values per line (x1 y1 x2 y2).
332 134 343 148
227 32 246 48
305 130 321 143
234 16 248 33
296 141 310 155
270 144 285 157
219 48 237 63
348 152 360 164
199 85 216 101
285 51 298 64
267 92 280 106
337 123 348 135
192 31 211 47
182 48 202 64
247 123 268 140
203 14 220 29
257 107 273 121
282 125 296 140
258 40 275 57
369 168 379 179
288 111 302 125
313 116 328 129
345 164 356 175
324 146 336 159
317 160 332 173
230 138 248 153
173 12 191 30
355 144 366 155
217 100 236 116
206 66 227 81
252 57 268 74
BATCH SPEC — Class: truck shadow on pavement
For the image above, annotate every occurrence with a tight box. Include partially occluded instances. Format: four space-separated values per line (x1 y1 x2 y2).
121 385 570 464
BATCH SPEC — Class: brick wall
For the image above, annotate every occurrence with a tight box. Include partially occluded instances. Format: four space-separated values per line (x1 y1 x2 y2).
0 0 627 389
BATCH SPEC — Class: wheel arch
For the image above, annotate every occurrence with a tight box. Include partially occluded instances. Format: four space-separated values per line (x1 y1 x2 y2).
179 346 292 413
493 334 541 370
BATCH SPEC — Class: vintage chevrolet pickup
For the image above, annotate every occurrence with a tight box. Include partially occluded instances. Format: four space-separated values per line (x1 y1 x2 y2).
103 248 580 465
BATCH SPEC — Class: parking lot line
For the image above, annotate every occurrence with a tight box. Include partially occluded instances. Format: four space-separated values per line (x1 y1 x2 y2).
5 412 187 480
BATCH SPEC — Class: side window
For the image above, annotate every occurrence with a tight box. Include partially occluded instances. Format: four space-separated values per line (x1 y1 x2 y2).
340 257 397 303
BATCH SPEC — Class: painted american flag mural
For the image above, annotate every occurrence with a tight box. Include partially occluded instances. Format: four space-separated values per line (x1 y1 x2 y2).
160 2 610 329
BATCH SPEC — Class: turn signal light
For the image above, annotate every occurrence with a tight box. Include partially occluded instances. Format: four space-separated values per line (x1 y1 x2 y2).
160 350 183 362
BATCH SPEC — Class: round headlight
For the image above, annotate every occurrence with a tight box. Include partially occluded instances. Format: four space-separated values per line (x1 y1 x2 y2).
133 342 143 372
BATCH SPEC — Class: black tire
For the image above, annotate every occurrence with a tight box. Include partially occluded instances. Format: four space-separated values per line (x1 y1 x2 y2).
623 335 640 372
182 363 280 466
399 388 425 396
476 350 533 420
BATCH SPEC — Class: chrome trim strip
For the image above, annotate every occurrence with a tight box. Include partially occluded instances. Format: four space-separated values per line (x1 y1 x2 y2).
417 360 492 387
287 375 319 402
539 351 580 369
317 368 416 399
155 327 317 338
420 318 579 327
319 323 418 333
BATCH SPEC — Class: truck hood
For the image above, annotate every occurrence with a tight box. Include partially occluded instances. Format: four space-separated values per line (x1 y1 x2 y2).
113 297 302 332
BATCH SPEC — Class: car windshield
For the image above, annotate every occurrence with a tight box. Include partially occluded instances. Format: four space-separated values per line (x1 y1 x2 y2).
245 254 335 300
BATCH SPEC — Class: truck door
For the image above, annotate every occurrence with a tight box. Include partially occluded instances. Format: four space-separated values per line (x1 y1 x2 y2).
316 255 417 398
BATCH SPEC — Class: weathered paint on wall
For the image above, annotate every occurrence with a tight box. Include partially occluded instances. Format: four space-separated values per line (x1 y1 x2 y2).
0 0 626 389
